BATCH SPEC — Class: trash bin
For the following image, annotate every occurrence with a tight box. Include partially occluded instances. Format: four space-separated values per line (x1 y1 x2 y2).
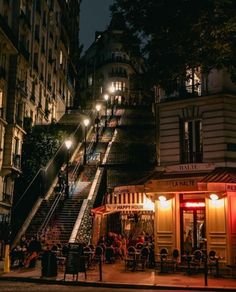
41 250 58 277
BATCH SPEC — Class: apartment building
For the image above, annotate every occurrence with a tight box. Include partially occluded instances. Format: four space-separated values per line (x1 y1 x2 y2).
145 69 236 266
79 12 146 109
0 0 80 235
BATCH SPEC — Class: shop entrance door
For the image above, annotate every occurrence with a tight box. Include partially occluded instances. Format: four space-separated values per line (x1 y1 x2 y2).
181 206 205 254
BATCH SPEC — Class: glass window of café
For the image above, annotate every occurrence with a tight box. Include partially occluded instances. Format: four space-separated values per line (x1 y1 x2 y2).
180 195 206 255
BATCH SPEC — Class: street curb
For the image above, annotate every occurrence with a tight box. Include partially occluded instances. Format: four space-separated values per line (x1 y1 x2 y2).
0 276 236 291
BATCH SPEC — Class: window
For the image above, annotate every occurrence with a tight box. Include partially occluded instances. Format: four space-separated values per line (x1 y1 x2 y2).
88 75 93 86
59 50 63 65
112 81 125 91
180 119 203 163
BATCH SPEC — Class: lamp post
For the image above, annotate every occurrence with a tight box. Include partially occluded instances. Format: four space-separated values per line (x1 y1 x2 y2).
95 104 101 143
65 139 72 198
109 85 115 116
83 118 90 165
104 94 109 127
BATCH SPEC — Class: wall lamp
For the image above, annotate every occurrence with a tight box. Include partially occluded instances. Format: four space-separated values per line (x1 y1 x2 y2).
210 194 219 201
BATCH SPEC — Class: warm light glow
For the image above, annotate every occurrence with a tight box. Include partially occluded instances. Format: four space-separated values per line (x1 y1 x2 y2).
83 118 90 127
159 200 170 209
109 85 115 93
158 195 167 202
210 194 219 201
143 196 154 211
210 198 224 207
65 139 72 150
184 202 205 208
104 94 109 101
95 104 101 112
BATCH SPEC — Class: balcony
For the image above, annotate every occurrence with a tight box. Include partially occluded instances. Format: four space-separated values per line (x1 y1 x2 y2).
97 57 133 68
17 79 28 97
12 154 21 169
16 116 24 128
108 72 128 78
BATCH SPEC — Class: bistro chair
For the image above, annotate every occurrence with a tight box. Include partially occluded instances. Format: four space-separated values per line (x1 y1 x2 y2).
155 247 169 273
124 246 137 271
208 250 220 277
91 245 104 266
136 246 149 271
105 246 116 264
83 246 93 269
164 248 180 273
189 249 203 273
135 242 144 250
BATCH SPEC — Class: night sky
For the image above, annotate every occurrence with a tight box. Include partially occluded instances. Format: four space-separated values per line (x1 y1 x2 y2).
80 0 114 54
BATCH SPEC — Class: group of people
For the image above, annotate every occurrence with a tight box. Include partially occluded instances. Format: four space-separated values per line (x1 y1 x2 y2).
97 231 155 264
98 232 127 260
10 235 42 268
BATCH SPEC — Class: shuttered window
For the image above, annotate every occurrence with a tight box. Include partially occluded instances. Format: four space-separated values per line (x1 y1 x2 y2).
180 119 203 163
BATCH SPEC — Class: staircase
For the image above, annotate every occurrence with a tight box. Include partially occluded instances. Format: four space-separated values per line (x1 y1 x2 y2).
41 166 97 246
24 191 58 240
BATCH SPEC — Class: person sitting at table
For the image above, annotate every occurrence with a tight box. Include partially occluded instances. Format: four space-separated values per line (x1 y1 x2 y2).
184 230 192 255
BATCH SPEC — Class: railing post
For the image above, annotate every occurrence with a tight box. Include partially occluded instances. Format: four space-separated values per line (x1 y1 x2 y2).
99 257 102 281
204 252 208 286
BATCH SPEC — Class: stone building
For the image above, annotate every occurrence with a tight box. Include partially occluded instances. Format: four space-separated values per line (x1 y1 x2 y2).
78 12 147 109
0 0 80 236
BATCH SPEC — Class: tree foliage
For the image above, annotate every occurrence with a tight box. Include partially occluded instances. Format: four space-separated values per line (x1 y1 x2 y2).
111 0 236 93
21 125 67 184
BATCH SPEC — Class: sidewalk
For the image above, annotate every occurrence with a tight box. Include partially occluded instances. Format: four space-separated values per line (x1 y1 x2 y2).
1 259 236 290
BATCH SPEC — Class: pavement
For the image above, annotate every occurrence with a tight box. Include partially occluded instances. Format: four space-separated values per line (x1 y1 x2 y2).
0 259 236 291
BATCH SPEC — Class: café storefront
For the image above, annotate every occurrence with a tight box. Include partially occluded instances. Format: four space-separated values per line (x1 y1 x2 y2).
91 164 236 266
144 164 236 266
91 187 154 245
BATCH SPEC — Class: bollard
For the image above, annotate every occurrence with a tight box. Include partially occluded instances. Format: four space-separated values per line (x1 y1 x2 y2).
99 257 102 281
4 244 10 273
204 255 208 286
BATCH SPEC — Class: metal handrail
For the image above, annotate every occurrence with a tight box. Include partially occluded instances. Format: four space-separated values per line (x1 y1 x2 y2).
13 121 83 212
37 186 65 237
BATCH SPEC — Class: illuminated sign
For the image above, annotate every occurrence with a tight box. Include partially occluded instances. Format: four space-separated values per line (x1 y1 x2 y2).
146 179 198 192
106 204 152 212
182 202 205 208
165 163 215 173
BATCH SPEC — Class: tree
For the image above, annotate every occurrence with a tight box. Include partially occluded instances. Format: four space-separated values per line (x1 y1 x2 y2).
111 0 236 93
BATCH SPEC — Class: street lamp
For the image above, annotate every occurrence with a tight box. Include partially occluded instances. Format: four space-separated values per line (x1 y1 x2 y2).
65 139 72 198
104 94 109 127
109 85 115 116
95 104 101 143
83 118 90 165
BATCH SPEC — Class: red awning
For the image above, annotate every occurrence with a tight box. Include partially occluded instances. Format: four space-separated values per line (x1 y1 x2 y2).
91 205 114 215
200 167 236 183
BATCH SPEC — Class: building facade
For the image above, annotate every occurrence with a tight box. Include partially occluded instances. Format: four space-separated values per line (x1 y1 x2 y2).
78 12 147 109
145 69 236 266
0 0 80 242
99 69 236 267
